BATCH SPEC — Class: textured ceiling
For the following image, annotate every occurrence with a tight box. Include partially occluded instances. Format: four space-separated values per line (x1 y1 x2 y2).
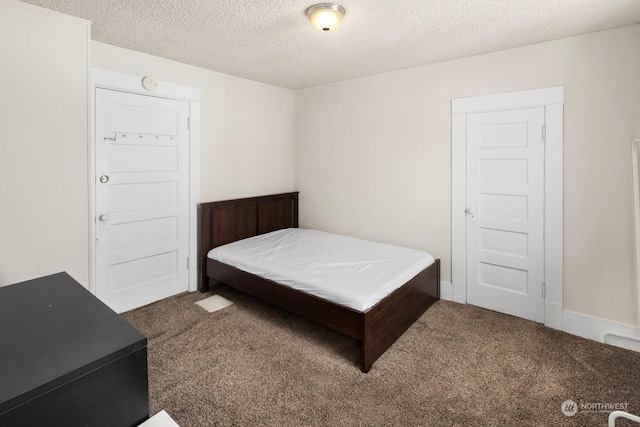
20 0 640 89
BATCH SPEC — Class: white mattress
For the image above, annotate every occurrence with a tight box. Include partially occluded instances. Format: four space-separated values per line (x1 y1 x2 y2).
207 228 435 312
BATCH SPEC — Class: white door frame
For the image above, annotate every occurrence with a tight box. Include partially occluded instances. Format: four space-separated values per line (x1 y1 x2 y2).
451 86 564 329
89 68 201 294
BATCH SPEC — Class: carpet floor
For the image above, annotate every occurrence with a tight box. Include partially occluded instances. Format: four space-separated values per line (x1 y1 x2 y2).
122 283 640 426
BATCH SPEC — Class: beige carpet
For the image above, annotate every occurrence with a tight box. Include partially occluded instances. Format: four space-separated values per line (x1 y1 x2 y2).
123 283 640 426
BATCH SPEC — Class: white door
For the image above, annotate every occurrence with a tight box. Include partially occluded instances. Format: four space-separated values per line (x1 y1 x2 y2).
95 88 190 313
466 107 545 322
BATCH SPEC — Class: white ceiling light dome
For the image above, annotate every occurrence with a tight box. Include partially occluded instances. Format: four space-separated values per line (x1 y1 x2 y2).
306 3 346 32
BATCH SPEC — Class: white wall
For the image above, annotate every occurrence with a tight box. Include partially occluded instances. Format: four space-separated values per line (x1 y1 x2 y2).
296 25 640 326
91 42 296 203
0 0 90 287
4 0 639 329
0 3 295 288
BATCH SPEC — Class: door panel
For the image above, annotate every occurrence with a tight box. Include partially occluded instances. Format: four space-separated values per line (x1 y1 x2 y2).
479 228 528 258
95 88 190 313
466 108 544 322
111 145 179 172
111 181 179 211
110 104 179 135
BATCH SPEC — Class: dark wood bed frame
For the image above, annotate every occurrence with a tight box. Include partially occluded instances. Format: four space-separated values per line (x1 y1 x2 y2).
200 192 440 372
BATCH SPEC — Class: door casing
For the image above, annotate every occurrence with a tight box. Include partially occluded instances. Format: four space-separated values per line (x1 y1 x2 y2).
451 86 564 329
90 68 202 295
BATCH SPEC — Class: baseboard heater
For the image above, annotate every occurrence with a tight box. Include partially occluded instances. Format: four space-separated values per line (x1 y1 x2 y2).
609 410 640 426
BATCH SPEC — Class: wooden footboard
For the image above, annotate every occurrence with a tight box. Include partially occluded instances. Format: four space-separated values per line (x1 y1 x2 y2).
200 192 440 372
362 259 440 372
207 256 440 372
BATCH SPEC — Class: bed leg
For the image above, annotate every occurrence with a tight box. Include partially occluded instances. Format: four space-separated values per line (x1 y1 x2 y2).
361 346 372 373
361 315 372 372
200 270 210 292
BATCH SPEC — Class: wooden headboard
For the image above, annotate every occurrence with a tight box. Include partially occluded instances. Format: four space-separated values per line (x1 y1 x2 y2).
199 192 299 291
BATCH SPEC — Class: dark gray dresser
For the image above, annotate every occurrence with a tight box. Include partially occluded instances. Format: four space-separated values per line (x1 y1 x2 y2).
0 272 149 426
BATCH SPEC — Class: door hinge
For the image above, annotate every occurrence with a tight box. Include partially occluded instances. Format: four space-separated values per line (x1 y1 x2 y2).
187 257 190 270
187 117 191 130
542 282 546 298
542 125 546 142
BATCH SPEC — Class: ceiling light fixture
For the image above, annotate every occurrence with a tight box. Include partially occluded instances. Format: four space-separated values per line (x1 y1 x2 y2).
306 3 345 32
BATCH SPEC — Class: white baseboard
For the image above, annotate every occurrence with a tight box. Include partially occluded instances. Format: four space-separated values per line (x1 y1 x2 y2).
563 310 640 351
440 290 639 352
439 281 452 301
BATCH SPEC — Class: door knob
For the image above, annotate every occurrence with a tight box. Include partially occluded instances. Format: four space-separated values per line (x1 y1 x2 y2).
465 208 476 215
98 214 110 222
99 175 109 184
